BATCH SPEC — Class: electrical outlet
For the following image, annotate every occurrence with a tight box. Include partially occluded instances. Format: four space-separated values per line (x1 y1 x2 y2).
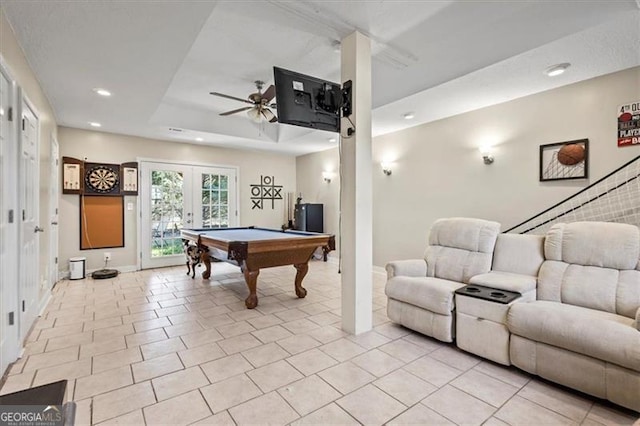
104 252 111 261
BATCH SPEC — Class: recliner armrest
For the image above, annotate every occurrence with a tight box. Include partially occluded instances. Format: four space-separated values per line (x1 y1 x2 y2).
385 259 427 279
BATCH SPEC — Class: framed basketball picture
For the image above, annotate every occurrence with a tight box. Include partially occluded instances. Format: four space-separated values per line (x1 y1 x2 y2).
539 139 589 182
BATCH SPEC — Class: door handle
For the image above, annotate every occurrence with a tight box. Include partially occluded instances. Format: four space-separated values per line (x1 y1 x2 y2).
186 220 192 224
51 221 58 225
34 226 45 233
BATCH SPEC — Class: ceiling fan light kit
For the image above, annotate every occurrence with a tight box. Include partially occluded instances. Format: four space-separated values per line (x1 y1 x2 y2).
210 68 352 136
247 107 261 122
211 80 278 123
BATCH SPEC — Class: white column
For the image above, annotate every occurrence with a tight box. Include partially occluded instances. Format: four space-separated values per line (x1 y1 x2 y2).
340 31 372 335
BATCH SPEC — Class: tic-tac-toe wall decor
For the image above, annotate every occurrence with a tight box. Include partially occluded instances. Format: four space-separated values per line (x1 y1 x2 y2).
250 175 283 209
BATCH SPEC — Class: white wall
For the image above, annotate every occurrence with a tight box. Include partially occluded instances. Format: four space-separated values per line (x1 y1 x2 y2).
296 147 341 255
296 67 640 267
58 127 297 272
1 7 57 306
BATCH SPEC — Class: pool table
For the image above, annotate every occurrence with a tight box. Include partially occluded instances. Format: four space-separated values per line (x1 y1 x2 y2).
181 227 335 309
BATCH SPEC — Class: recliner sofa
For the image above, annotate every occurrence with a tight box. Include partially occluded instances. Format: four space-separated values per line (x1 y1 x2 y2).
385 219 640 412
385 217 501 342
508 222 640 412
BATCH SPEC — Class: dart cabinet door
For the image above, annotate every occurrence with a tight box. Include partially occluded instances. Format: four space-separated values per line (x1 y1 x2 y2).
80 196 124 249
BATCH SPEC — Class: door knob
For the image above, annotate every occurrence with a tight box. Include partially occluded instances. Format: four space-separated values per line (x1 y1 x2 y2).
186 220 192 224
51 221 58 225
34 226 44 233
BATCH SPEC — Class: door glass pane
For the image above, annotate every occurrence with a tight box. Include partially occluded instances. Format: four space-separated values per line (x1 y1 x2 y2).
151 170 184 257
200 173 231 229
202 174 211 189
220 206 228 228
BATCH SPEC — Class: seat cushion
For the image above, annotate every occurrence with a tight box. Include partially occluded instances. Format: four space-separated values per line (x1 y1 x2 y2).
423 218 500 284
492 233 544 277
545 222 640 270
508 301 640 371
385 276 464 316
469 271 536 293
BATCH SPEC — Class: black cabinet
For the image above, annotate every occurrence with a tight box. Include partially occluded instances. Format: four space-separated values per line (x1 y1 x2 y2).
294 203 323 233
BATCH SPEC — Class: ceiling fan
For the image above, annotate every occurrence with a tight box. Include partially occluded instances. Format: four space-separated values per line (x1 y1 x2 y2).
210 80 277 123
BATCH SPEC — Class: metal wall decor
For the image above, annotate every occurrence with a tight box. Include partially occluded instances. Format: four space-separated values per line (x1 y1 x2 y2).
618 100 640 147
250 175 283 209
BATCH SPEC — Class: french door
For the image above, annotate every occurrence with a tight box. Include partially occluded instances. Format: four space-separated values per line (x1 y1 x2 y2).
0 62 19 376
140 161 238 269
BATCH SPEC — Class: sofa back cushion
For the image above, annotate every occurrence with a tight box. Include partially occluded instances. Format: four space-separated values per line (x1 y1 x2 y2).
424 217 500 283
492 233 545 276
539 222 640 318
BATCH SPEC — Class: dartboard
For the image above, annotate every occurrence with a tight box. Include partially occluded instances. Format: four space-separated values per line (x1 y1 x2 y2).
85 165 120 194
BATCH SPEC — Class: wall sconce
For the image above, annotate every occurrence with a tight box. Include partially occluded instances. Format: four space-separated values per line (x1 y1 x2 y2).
479 147 494 165
322 171 335 183
381 162 393 176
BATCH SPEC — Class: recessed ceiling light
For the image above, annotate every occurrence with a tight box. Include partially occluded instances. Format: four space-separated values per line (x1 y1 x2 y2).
403 112 415 120
545 63 571 77
328 138 337 143
195 137 204 142
88 122 101 127
93 88 112 97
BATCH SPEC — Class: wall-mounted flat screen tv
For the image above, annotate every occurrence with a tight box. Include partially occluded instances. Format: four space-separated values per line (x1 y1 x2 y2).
273 66 341 133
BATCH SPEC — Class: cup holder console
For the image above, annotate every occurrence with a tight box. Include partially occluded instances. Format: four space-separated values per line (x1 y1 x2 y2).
455 285 521 304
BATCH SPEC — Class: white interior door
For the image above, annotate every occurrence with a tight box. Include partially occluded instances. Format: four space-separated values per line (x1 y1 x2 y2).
140 161 237 270
19 96 40 341
49 137 59 288
0 63 19 375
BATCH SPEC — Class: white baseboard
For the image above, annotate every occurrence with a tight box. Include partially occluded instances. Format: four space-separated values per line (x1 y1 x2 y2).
321 255 386 276
372 265 386 276
60 264 139 279
38 292 52 315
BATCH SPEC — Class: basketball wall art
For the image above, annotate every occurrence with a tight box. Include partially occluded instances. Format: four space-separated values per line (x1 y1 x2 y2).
618 100 640 147
539 139 589 182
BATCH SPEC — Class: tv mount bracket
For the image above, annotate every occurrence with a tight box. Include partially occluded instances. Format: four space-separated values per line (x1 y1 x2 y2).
341 80 352 118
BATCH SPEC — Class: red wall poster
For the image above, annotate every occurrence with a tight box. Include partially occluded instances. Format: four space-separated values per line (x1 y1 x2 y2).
618 100 640 147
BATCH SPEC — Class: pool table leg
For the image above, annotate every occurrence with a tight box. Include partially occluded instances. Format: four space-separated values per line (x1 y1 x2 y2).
293 263 309 298
201 251 212 279
243 268 260 309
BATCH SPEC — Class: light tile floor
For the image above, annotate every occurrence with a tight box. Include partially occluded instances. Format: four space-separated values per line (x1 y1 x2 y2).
1 261 639 425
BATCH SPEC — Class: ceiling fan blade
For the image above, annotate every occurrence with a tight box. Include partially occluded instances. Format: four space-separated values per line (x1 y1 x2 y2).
262 85 276 102
262 108 277 123
210 92 254 105
219 106 253 116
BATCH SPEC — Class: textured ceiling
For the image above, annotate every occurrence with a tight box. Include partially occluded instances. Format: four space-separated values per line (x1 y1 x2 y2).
2 1 639 155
